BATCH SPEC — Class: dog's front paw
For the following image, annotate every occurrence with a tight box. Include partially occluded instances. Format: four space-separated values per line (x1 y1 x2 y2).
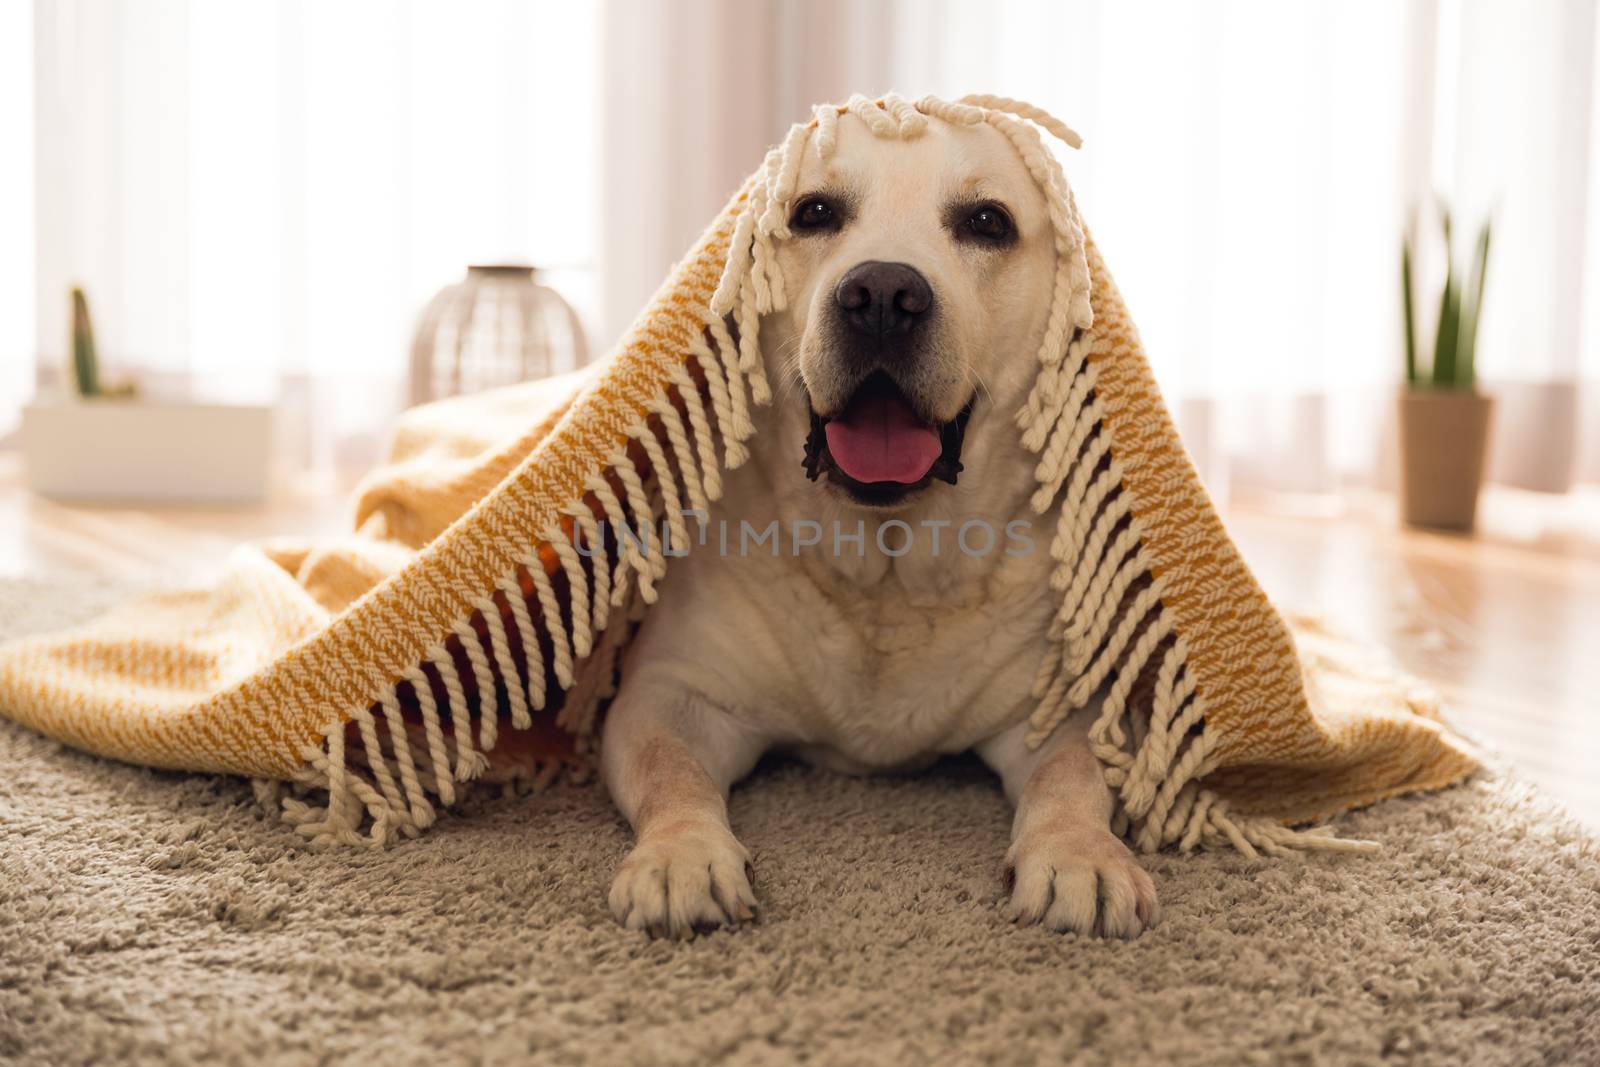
609 820 757 938
1004 827 1160 938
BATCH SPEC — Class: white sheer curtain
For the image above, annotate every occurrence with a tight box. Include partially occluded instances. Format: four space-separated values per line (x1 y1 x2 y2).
16 0 1599 498
23 0 600 477
1442 0 1600 489
0 3 33 434
601 0 1600 499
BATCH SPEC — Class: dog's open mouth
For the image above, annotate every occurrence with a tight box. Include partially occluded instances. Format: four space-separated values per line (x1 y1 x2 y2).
803 372 972 504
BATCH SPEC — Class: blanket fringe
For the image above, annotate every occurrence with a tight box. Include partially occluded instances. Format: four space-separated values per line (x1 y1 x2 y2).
263 95 1375 859
265 276 761 846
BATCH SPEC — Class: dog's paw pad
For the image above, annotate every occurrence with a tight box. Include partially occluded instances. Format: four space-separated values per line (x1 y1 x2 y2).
609 822 757 938
1004 828 1160 939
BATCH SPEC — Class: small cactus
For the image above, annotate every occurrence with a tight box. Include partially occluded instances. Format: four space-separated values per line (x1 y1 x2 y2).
71 287 100 398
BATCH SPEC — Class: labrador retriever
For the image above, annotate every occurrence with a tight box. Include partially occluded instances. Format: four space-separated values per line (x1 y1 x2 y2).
600 107 1160 939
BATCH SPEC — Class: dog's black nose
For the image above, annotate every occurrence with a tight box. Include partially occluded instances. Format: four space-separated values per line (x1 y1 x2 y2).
833 261 933 337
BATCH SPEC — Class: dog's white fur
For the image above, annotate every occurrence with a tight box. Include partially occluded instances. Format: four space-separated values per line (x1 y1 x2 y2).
601 113 1159 938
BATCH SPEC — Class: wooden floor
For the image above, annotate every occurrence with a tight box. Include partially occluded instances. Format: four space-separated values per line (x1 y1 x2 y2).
2 451 1596 828
1225 486 1600 828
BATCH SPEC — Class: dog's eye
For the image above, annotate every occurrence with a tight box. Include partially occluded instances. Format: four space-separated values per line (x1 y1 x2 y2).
790 196 839 232
962 204 1015 244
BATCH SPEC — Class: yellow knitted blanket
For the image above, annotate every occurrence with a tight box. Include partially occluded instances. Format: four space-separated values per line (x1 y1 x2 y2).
0 95 1477 854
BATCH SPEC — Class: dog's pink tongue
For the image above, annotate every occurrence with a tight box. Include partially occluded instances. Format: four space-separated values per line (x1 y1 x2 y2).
824 387 943 485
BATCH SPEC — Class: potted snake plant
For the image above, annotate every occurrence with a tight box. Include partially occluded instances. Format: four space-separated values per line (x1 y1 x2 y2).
1398 207 1492 531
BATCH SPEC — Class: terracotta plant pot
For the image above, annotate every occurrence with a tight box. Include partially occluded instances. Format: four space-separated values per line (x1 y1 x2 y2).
1398 389 1493 531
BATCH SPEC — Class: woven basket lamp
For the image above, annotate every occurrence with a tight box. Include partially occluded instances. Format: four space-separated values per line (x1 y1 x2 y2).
408 265 589 405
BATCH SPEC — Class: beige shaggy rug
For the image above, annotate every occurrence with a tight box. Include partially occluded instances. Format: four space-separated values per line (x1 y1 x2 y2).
2 575 1597 1067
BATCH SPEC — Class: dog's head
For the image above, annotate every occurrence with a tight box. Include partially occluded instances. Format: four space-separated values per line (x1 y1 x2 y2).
762 110 1060 510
